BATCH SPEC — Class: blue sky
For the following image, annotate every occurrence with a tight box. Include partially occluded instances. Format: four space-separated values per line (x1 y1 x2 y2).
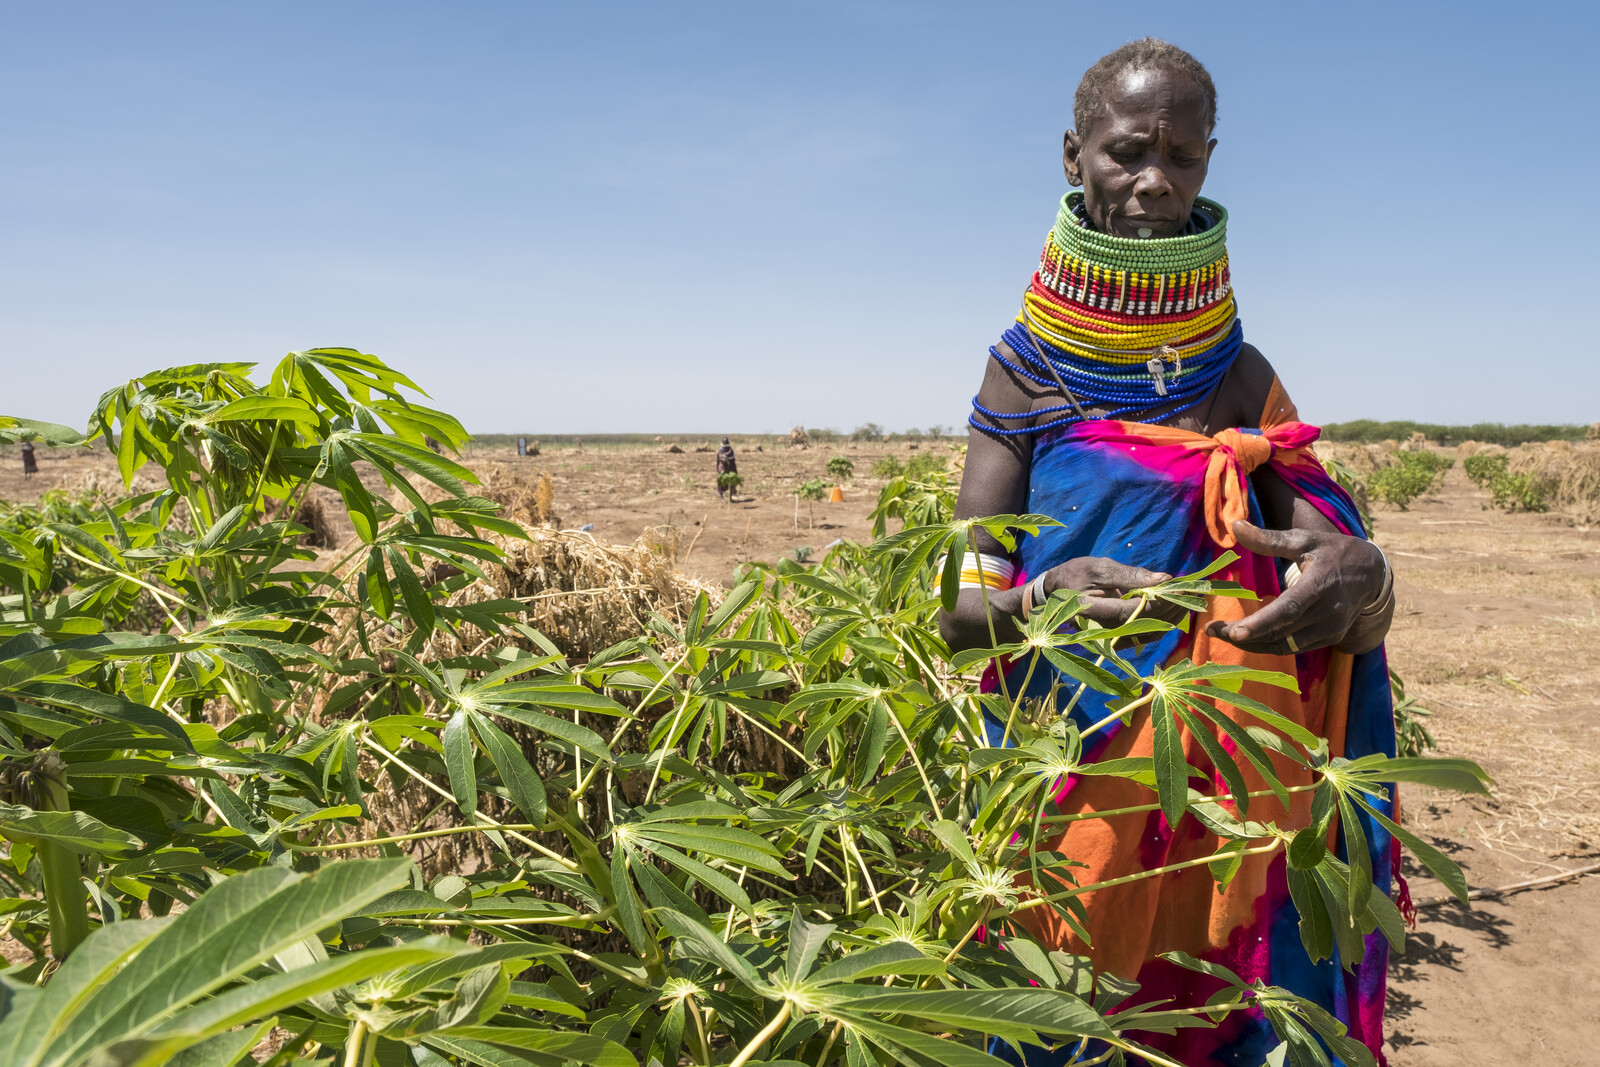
3 2 1595 434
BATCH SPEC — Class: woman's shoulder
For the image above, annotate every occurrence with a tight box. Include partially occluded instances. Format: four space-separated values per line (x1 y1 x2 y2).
1222 342 1292 429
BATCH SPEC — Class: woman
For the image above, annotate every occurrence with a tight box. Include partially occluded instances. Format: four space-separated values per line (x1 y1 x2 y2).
941 39 1399 1065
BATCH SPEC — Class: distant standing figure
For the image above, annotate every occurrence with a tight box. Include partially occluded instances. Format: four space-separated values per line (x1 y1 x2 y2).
20 442 38 478
715 437 737 500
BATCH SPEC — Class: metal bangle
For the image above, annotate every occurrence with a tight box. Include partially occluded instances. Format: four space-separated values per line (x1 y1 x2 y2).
1359 547 1393 617
1021 575 1048 620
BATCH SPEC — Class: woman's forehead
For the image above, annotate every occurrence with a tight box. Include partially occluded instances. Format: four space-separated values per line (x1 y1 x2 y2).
1095 70 1213 134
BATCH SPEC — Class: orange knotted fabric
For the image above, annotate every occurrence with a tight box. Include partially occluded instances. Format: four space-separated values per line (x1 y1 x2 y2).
1105 420 1321 548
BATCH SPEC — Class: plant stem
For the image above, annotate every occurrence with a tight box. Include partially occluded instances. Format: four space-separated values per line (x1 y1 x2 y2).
1010 838 1282 914
686 996 713 1066
884 705 939 814
999 648 1041 749
1041 783 1318 824
642 689 695 804
356 733 578 868
942 902 990 963
972 548 1012 706
572 648 691 797
55 545 199 618
1058 597 1146 721
729 1000 792 1067
342 1018 370 1067
1079 688 1154 741
839 827 856 916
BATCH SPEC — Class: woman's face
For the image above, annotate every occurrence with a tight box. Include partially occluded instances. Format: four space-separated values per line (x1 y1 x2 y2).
1063 68 1217 239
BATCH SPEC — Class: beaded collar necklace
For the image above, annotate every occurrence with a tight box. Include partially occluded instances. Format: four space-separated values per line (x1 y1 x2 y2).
971 192 1243 436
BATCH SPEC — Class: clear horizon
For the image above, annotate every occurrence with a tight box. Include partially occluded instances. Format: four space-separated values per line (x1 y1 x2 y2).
3 2 1596 436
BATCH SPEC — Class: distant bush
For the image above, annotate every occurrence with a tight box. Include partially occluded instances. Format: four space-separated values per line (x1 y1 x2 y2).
1320 455 1372 535
1489 471 1549 512
872 454 904 478
850 422 885 441
1322 420 1586 447
1390 669 1437 758
1461 452 1550 512
1463 453 1508 489
1368 451 1452 510
795 477 831 526
905 451 948 480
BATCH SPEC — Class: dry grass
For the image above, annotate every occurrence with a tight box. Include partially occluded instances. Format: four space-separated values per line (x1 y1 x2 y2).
429 526 714 663
1507 442 1600 524
292 495 337 548
471 460 559 529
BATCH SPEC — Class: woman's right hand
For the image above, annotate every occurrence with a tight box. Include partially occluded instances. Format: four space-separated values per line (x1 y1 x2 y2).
1043 557 1174 626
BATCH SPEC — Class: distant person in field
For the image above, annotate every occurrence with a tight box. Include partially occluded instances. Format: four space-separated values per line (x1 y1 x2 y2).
715 438 737 500
940 39 1398 1065
20 442 38 478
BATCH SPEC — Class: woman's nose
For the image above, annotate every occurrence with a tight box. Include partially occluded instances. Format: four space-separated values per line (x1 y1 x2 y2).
1132 161 1175 199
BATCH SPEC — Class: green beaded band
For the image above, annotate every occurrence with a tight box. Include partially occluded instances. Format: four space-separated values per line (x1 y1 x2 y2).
1050 192 1229 274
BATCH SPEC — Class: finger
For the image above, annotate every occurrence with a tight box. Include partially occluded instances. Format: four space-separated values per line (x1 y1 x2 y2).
1087 558 1171 592
1205 585 1315 646
1147 597 1189 625
1211 613 1347 656
1080 595 1141 627
1230 520 1315 563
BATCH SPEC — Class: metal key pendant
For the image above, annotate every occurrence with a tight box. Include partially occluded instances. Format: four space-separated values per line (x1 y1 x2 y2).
1147 356 1168 396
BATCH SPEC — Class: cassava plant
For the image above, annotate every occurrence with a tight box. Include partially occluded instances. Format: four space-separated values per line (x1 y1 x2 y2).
0 352 1490 1067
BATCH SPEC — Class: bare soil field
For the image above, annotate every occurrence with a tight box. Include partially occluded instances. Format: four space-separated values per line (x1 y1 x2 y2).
3 437 1597 1063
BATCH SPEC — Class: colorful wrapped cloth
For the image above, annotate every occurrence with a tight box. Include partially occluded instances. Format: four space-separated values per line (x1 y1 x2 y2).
989 388 1399 1066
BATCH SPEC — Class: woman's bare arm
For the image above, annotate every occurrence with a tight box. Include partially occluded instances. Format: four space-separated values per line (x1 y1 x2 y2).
939 348 1170 653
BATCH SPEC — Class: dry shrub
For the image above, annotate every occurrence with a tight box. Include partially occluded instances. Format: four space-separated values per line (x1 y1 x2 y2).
319 525 724 881
1314 441 1385 475
788 426 809 449
1398 431 1431 452
1508 443 1600 524
471 462 559 528
442 527 713 663
293 496 337 548
1457 440 1507 459
60 468 156 501
1314 441 1370 473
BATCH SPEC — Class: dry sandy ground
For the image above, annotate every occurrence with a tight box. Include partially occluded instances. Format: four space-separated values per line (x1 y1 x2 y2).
3 439 1597 1062
1368 461 1600 1064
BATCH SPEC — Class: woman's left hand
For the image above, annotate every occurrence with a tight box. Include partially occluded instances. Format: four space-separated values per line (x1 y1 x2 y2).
1204 520 1389 655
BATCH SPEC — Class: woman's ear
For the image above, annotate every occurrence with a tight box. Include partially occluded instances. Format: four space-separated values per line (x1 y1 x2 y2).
1062 129 1084 187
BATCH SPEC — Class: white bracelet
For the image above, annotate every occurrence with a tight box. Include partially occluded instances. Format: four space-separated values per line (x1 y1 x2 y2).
945 552 1017 592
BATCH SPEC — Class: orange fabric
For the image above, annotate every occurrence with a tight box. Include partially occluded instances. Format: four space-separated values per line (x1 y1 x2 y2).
1087 420 1310 549
1260 375 1300 429
1012 384 1364 979
1016 582 1318 977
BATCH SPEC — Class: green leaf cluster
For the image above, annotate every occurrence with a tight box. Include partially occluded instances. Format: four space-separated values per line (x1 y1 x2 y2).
0 354 1492 1067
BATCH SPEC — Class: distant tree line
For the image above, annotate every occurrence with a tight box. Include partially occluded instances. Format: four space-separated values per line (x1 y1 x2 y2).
1320 420 1589 446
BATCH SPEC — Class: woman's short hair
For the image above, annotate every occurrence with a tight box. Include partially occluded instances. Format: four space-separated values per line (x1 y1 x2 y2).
1074 38 1217 136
